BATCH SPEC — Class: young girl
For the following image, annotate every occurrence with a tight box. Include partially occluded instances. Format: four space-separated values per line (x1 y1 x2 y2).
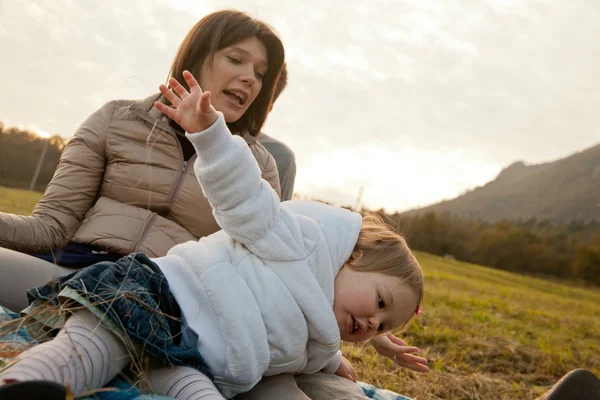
0 72 426 400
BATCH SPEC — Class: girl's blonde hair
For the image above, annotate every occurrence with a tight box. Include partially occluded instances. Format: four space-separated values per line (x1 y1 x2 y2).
350 213 424 321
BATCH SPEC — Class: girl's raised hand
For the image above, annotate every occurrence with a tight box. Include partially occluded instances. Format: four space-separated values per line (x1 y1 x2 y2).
154 70 219 133
371 333 429 373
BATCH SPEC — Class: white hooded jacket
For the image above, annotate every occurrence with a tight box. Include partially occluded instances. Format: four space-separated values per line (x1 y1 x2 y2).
153 114 362 398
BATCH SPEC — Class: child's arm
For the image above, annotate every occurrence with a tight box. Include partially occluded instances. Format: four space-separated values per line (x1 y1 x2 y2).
322 352 357 382
155 72 302 259
336 356 357 382
321 350 343 375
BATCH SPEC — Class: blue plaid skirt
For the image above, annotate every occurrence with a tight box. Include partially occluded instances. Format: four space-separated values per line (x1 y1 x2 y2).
26 253 212 379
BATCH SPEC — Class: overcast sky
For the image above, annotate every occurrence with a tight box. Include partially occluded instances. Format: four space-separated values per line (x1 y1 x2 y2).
0 0 598 212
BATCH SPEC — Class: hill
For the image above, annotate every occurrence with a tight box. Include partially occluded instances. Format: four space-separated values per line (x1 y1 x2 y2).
402 143 600 222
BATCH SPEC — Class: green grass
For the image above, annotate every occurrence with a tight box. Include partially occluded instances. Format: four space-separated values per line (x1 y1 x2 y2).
345 252 600 399
2 185 599 399
0 185 43 215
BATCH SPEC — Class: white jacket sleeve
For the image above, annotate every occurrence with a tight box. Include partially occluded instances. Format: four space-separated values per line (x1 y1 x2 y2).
321 350 343 374
186 114 310 261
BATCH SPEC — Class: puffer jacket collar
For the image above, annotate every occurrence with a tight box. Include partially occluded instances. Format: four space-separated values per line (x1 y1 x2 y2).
129 93 179 136
129 93 260 145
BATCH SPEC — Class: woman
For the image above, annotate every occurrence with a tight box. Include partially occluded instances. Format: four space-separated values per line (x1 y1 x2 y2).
0 10 283 313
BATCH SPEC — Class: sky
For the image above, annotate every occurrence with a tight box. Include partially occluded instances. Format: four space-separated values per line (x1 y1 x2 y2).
0 0 598 212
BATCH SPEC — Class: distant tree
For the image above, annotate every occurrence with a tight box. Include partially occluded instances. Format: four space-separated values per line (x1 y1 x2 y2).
389 209 600 285
0 121 64 191
572 237 600 285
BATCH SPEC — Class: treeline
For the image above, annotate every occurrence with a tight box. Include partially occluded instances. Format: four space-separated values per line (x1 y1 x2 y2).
385 211 600 285
0 121 64 191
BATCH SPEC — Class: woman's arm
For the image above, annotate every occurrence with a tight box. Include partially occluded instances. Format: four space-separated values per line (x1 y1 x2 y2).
0 102 114 252
249 141 281 199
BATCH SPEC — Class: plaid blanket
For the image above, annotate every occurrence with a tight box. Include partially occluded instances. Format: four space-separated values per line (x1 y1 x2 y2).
0 306 412 400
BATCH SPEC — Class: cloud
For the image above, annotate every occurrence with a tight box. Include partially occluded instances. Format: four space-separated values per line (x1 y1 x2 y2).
296 144 501 212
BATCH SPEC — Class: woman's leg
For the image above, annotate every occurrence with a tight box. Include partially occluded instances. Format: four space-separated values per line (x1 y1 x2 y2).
234 373 366 400
295 372 367 400
0 247 74 312
0 309 131 395
147 365 224 400
537 369 600 400
235 374 310 400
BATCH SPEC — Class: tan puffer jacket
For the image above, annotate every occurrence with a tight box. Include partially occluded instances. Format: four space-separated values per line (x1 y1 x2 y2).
0 94 280 257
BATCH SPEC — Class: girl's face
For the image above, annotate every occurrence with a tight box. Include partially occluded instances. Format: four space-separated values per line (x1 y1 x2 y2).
333 265 418 343
198 36 268 123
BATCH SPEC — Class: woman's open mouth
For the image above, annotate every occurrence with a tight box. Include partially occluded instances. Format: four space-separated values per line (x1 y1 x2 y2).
223 89 248 108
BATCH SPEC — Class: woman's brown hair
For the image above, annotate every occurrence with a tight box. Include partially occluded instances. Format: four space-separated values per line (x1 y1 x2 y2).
166 10 285 136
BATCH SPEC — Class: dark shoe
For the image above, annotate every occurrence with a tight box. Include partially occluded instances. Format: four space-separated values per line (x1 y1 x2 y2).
545 369 600 400
0 380 66 399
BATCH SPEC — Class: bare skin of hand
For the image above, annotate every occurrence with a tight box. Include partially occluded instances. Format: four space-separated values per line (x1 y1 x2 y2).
154 70 219 133
335 356 357 383
371 333 429 373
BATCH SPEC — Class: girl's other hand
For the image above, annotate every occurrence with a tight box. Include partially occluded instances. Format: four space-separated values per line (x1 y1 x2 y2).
154 70 219 133
372 333 429 373
335 356 357 383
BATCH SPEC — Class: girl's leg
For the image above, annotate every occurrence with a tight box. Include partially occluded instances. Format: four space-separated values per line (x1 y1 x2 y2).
0 247 74 312
0 309 131 395
147 366 224 400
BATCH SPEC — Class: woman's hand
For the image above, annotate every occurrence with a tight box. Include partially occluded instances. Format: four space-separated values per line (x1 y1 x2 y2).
335 356 357 383
371 333 429 373
154 70 219 133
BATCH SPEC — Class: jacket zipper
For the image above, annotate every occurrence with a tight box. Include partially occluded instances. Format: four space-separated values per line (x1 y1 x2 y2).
130 213 158 254
130 158 191 253
164 156 195 216
130 105 192 249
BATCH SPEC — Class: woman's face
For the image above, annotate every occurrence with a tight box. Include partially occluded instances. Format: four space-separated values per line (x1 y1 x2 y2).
198 36 268 123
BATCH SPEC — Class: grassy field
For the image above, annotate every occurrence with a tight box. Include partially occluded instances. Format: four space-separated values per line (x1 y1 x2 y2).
0 185 43 215
345 252 600 399
2 185 599 399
